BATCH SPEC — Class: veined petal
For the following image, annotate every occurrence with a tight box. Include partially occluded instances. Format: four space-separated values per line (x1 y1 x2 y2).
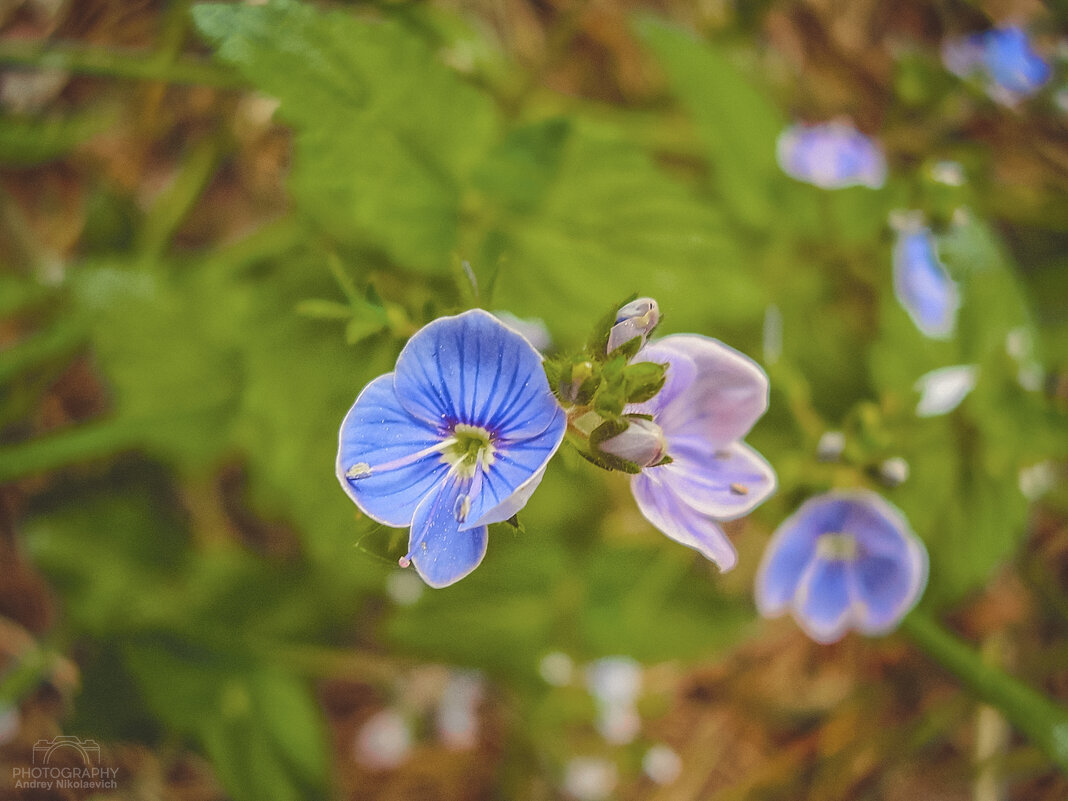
795 558 857 644
407 477 489 589
463 407 566 530
647 335 769 447
657 440 776 521
393 309 560 441
630 472 738 571
336 374 449 527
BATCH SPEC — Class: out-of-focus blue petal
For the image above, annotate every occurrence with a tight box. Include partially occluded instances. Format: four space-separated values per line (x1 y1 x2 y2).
853 545 927 633
394 309 559 441
631 472 737 570
645 335 769 448
336 374 449 527
777 122 886 189
656 441 776 521
984 27 1051 96
754 502 827 615
407 477 489 588
796 558 855 643
463 407 566 529
893 227 959 339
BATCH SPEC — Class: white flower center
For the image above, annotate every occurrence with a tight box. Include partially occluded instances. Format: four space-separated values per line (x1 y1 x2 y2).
441 424 496 478
816 532 859 561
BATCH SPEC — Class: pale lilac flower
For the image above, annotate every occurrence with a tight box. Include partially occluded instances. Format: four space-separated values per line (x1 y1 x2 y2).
337 309 566 588
776 121 887 189
626 337 776 571
598 417 668 468
892 224 960 339
943 26 1051 103
914 364 978 417
607 297 659 354
755 490 929 644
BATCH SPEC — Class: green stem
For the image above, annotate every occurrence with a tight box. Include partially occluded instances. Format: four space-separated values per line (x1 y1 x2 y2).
0 418 147 483
0 40 244 89
901 609 1068 773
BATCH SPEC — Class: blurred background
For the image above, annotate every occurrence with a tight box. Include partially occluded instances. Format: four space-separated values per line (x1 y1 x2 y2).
0 0 1066 799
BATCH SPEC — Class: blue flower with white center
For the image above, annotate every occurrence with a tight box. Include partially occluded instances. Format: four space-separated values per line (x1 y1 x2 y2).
942 26 1051 103
755 490 929 644
336 309 566 588
776 121 887 190
892 224 960 339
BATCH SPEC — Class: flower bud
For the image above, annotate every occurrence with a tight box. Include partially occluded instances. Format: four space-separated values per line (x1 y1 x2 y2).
597 417 668 468
607 298 659 354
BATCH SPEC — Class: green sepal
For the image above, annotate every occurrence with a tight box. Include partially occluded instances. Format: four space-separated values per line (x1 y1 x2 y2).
622 360 667 403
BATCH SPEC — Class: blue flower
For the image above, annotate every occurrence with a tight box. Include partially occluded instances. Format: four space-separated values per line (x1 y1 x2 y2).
755 490 929 644
892 224 960 339
942 26 1051 102
776 121 887 190
625 336 776 570
336 309 566 588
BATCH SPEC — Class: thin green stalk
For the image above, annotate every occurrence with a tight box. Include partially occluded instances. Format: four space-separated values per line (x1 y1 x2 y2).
901 609 1068 773
0 40 244 89
0 319 85 385
0 418 147 483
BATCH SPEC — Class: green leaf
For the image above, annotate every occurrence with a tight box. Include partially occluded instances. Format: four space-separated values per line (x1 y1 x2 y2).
634 17 785 228
193 0 499 272
488 123 762 342
0 107 114 167
472 117 571 215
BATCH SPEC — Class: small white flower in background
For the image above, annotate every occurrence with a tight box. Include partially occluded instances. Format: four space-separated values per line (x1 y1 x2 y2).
353 709 412 771
915 365 979 417
385 570 424 606
929 160 966 187
643 743 683 785
563 757 618 801
436 670 485 750
539 651 574 687
586 656 643 745
879 457 910 488
817 431 846 462
1019 462 1056 501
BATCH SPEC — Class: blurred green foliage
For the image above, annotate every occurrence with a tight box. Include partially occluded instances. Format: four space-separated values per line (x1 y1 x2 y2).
1 0 1066 798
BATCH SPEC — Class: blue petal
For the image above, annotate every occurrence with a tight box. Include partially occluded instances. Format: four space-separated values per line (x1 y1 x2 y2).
893 228 959 339
853 546 927 633
408 477 489 588
393 309 560 440
755 514 821 616
631 471 738 570
336 374 449 527
985 27 1050 95
463 406 566 529
796 558 856 644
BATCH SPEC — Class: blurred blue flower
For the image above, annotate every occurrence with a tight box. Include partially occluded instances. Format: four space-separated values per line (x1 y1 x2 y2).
626 336 776 570
755 490 929 644
776 121 887 189
942 26 1051 102
337 309 566 588
892 224 960 339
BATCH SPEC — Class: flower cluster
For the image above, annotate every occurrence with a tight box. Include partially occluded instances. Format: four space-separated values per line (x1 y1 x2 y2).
336 299 928 645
